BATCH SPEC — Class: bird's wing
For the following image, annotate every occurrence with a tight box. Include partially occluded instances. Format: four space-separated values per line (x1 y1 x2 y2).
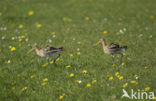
44 46 57 51
108 43 120 49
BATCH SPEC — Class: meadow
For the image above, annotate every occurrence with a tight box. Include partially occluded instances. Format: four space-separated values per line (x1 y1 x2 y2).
0 0 156 100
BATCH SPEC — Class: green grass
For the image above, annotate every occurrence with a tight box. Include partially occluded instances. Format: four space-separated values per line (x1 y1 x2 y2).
0 0 156 100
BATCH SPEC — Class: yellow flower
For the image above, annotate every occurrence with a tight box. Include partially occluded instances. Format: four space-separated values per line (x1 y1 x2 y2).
69 73 74 77
59 95 64 99
21 35 25 39
116 32 120 35
103 30 108 34
68 18 72 22
62 17 66 22
122 83 127 88
70 54 73 57
92 80 97 84
77 41 81 44
121 62 125 66
56 58 60 62
43 78 48 82
144 66 147 69
153 96 156 100
141 89 145 92
77 52 81 55
85 17 89 21
17 74 21 78
150 15 154 19
109 76 113 80
0 12 2 16
130 80 136 84
19 25 23 29
7 60 11 64
112 64 116 67
50 61 54 64
42 63 48 67
19 38 22 42
11 47 16 52
28 11 34 16
66 65 71 68
119 76 123 80
86 83 91 87
66 28 70 31
145 87 150 91
41 82 46 86
22 86 28 91
115 72 119 76
107 75 110 78
122 53 126 56
19 44 21 47
36 24 42 28
82 70 87 74
30 75 34 79
52 32 55 35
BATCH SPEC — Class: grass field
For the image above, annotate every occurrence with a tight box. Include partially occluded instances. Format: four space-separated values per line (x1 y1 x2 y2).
0 0 156 100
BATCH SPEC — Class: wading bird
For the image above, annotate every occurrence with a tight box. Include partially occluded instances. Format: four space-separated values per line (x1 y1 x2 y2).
27 45 66 64
94 38 127 64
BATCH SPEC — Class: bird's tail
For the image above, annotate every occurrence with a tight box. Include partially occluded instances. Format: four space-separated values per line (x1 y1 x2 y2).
121 46 127 51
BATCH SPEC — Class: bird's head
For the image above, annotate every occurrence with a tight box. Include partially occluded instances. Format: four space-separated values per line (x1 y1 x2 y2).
93 38 106 46
27 45 39 54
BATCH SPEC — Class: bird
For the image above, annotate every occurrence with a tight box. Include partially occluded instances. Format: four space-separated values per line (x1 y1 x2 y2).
94 38 127 64
121 89 130 99
27 45 66 64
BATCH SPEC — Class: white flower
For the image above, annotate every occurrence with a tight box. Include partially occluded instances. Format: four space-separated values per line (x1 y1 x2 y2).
78 80 82 84
48 39 52 43
119 29 124 34
12 37 15 40
9 46 12 48
1 36 5 40
135 76 139 79
25 38 28 42
72 38 75 41
53 35 56 38
77 48 80 51
149 35 152 38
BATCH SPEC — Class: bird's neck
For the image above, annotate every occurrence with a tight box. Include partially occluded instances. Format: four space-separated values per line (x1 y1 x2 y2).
35 47 40 54
101 41 107 51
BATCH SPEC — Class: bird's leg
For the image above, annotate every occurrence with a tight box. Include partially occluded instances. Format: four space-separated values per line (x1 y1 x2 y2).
111 55 114 65
53 54 60 64
120 53 123 64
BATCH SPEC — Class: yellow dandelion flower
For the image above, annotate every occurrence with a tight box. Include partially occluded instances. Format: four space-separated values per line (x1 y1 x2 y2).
19 38 22 42
112 64 116 67
103 30 108 34
85 17 89 21
50 61 54 64
153 96 156 100
145 87 150 91
66 65 71 68
141 89 145 92
62 17 66 22
130 80 136 84
122 84 127 88
86 83 91 87
52 32 55 35
30 75 34 79
36 24 42 28
59 95 64 99
70 54 73 57
121 62 125 66
17 74 21 78
7 60 11 64
41 82 46 86
109 76 113 80
119 76 123 80
43 78 48 82
144 66 147 69
22 86 28 91
69 73 74 77
116 32 120 35
77 41 81 45
68 18 72 22
92 80 97 84
10 47 15 51
21 35 25 39
115 72 119 76
28 11 34 16
107 75 110 78
122 52 126 56
150 15 154 19
62 93 66 96
77 52 81 55
82 70 87 74
75 80 79 83
56 58 60 62
42 63 48 67
19 25 23 29
19 44 21 47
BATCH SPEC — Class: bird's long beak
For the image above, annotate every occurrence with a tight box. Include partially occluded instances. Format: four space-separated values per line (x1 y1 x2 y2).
27 48 35 54
93 41 101 46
